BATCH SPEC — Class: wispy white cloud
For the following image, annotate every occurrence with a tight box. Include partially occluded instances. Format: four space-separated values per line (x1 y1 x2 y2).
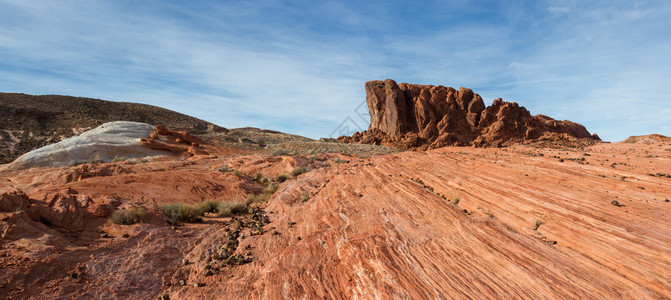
0 0 669 141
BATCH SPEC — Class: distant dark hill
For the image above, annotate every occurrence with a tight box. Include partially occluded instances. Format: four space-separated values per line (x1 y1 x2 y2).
0 93 226 163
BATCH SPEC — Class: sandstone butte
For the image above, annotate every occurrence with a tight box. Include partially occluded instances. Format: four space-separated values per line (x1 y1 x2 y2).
1 103 670 298
338 79 601 149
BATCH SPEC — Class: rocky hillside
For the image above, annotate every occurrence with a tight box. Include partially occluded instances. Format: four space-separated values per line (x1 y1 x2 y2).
621 134 671 144
339 79 600 149
0 138 669 298
0 93 227 164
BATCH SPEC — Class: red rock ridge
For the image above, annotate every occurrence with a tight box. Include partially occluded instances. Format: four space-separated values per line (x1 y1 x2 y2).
339 79 599 149
141 125 210 156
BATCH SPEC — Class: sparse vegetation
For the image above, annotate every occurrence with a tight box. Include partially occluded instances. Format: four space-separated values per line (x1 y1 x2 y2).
218 166 232 172
112 155 127 162
161 203 203 224
270 148 289 156
533 219 543 231
275 174 288 183
110 207 146 225
217 201 247 217
451 196 460 206
291 166 305 177
161 200 249 223
246 183 279 204
233 169 244 178
69 160 89 167
300 193 311 203
254 172 265 182
193 200 219 214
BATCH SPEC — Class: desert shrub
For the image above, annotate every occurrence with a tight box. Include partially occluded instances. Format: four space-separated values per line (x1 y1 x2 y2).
246 194 262 204
194 200 219 214
254 172 268 184
270 148 289 156
112 155 127 162
451 196 460 206
217 166 233 173
300 193 310 203
217 201 247 217
291 166 305 177
111 207 146 225
246 183 279 204
264 183 279 194
69 160 89 167
275 174 288 183
233 169 244 178
162 203 203 224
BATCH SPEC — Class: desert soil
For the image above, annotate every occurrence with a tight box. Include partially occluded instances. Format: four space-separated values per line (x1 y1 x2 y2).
0 140 669 299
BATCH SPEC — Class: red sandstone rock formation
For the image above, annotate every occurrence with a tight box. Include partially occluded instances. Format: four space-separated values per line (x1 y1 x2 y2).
1 141 670 299
339 79 599 149
141 125 210 156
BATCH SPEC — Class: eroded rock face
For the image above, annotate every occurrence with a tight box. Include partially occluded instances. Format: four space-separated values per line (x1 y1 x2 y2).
340 79 599 149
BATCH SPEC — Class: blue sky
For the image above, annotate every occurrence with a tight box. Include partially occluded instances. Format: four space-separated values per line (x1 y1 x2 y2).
1 0 670 142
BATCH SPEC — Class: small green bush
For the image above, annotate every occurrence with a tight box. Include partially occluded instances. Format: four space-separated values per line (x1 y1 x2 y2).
193 200 219 214
233 169 244 178
110 207 146 225
275 174 288 183
291 166 305 177
246 183 280 204
217 201 247 217
218 166 232 172
300 193 310 203
112 156 127 163
254 172 267 183
69 160 89 167
270 148 289 156
162 203 203 224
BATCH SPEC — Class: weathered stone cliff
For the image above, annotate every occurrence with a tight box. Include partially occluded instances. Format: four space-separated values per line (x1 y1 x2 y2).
339 79 599 149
